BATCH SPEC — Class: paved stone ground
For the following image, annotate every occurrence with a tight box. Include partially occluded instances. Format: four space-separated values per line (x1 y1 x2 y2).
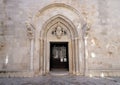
0 75 120 85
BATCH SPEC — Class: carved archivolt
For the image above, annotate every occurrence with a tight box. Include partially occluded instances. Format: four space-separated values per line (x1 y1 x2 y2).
41 15 78 39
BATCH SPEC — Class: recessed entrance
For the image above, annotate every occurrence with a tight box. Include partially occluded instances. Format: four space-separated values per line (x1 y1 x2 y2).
40 15 83 75
50 42 69 71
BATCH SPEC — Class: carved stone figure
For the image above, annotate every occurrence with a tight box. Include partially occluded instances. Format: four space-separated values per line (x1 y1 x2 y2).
25 22 35 40
51 25 67 39
56 26 63 39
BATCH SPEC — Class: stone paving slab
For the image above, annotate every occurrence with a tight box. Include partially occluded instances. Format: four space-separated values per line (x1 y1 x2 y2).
0 75 120 85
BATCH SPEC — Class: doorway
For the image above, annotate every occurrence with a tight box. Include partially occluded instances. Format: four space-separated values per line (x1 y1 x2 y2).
39 15 82 75
50 42 69 71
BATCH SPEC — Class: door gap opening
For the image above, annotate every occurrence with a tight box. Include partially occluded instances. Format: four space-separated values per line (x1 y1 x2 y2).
50 42 69 72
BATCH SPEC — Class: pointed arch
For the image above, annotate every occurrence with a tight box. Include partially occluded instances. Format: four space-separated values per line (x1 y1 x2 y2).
40 14 78 39
39 14 81 75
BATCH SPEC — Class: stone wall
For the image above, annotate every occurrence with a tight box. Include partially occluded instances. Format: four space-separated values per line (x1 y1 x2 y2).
86 0 120 76
0 0 30 71
0 0 120 77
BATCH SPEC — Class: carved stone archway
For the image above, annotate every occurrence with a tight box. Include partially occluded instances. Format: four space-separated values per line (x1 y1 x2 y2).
40 14 80 75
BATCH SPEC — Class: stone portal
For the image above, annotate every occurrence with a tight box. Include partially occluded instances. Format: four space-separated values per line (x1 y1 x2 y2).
40 15 81 75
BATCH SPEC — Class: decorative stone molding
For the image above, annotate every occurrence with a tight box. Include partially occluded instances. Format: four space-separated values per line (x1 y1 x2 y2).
36 3 85 23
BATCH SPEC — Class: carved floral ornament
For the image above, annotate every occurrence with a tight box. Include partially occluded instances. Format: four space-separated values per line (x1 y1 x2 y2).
51 23 67 39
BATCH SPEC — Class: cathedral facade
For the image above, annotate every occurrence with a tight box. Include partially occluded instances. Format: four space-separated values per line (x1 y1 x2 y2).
0 0 120 77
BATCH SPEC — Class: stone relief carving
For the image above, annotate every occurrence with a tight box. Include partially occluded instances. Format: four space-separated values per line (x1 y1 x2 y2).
51 25 67 39
25 22 35 40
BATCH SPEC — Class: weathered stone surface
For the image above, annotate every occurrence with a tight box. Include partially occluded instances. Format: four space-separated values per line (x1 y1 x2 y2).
0 0 120 77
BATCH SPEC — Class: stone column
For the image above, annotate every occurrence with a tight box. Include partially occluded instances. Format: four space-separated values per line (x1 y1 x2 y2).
43 38 46 74
75 37 80 75
78 38 81 74
26 23 35 71
85 36 88 76
28 35 34 71
46 40 50 73
39 37 43 74
74 38 77 75
81 23 87 76
71 38 75 74
69 40 72 74
30 38 34 71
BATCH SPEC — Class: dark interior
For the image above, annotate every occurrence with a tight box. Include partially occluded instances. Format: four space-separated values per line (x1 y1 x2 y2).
50 42 69 71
